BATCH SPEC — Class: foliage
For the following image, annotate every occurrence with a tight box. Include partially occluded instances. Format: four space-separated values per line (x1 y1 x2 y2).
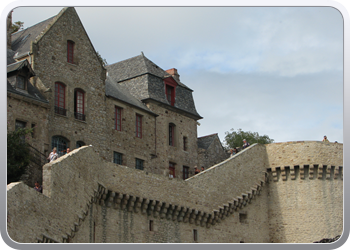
223 128 274 149
96 51 108 67
11 21 24 33
7 127 33 184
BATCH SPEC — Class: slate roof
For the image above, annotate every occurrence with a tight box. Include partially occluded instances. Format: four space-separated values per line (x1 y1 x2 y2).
105 76 157 116
11 16 56 58
7 80 49 104
107 53 192 91
7 59 48 104
197 133 220 150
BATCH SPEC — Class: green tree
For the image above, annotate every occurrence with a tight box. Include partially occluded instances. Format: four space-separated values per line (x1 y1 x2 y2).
223 128 274 149
7 127 33 184
11 21 24 33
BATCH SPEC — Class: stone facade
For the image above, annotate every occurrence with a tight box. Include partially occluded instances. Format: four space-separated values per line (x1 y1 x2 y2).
6 7 343 244
197 133 228 169
7 141 343 243
7 7 202 180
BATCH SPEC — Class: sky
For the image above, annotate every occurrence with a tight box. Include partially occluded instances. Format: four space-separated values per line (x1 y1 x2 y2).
8 4 344 145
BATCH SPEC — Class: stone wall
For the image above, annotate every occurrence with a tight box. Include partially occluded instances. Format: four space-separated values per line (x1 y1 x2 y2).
7 144 271 243
30 7 108 159
265 141 343 243
198 135 229 169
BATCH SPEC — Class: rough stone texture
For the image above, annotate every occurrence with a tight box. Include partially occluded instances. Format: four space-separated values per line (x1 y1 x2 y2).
197 134 228 169
7 141 341 243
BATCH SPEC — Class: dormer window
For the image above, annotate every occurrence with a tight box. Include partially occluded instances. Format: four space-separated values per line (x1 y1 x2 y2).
67 40 75 63
16 75 26 90
164 77 178 106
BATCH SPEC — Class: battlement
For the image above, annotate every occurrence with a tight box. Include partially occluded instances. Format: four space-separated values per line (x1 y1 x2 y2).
7 141 343 243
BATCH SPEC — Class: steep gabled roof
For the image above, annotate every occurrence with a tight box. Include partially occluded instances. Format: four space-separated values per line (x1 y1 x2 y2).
7 59 35 76
197 133 221 150
11 16 56 58
107 53 192 90
105 76 157 116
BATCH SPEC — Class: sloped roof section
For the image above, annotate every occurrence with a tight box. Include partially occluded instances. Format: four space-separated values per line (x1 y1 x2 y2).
197 133 220 150
107 53 192 90
105 76 157 116
11 16 56 58
7 59 35 76
7 80 48 104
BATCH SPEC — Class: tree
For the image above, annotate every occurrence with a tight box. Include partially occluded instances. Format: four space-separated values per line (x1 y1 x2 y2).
223 128 274 149
11 21 24 33
7 127 33 184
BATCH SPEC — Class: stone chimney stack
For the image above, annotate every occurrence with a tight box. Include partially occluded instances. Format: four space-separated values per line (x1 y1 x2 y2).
7 11 13 49
166 68 180 82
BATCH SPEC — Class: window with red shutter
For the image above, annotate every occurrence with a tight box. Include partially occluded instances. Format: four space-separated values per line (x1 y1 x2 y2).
115 107 122 131
136 114 142 138
67 40 74 63
55 82 66 116
74 89 85 121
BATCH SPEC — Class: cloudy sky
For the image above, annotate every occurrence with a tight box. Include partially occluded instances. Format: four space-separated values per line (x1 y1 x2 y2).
9 4 344 144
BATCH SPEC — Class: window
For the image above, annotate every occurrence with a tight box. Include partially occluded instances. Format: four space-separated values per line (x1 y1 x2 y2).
164 77 177 106
149 220 154 231
16 75 26 90
67 40 74 63
183 137 188 151
76 141 85 148
115 107 122 131
113 152 123 165
169 123 175 146
169 163 175 178
15 120 26 142
193 229 198 242
74 89 85 121
55 82 66 116
136 114 142 138
51 136 68 157
166 85 175 106
239 213 247 224
135 158 144 170
183 166 189 180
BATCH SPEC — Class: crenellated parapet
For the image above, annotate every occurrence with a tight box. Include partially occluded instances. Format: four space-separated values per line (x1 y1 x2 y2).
268 164 343 182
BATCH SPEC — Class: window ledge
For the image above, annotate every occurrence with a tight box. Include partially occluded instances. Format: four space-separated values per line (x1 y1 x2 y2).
74 118 87 124
54 113 68 119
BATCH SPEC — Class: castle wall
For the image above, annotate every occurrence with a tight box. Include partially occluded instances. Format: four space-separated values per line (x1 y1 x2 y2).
265 141 343 243
8 144 272 243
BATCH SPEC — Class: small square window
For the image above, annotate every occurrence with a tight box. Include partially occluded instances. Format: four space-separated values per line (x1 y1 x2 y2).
136 158 144 170
239 213 247 223
114 152 123 165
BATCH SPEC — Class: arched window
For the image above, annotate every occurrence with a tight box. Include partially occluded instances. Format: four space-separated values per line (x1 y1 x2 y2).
76 141 85 148
51 136 69 157
74 89 85 121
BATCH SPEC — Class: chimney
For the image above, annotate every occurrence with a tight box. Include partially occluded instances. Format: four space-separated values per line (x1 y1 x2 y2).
166 68 180 82
7 11 13 49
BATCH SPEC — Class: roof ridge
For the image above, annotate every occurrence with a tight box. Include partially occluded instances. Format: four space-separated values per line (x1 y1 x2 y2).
11 15 56 36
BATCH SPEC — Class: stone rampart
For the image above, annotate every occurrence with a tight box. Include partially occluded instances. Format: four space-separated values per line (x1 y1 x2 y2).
6 141 343 243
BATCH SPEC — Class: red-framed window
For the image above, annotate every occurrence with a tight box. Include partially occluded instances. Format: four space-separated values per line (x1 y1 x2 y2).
169 123 175 146
166 85 175 106
169 163 175 178
67 40 74 63
55 82 66 115
115 107 122 131
136 114 142 138
164 77 177 106
74 89 85 121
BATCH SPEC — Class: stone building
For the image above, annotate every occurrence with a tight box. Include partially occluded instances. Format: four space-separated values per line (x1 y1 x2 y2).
6 7 343 244
197 133 228 170
7 7 202 182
